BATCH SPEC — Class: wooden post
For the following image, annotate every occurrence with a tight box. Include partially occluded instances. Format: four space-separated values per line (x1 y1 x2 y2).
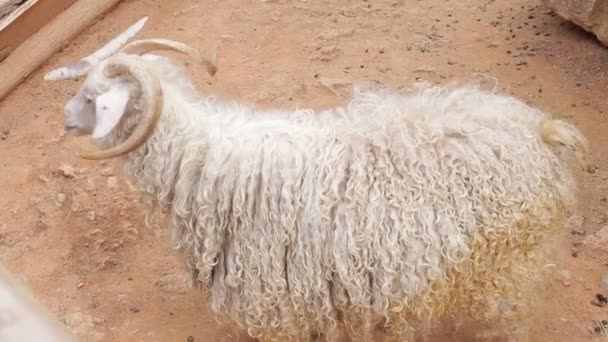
0 0 79 63
0 0 124 101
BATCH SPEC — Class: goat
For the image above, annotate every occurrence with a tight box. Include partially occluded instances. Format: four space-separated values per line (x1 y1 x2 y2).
45 17 588 342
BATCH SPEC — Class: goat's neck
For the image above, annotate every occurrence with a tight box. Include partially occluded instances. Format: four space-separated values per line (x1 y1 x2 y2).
123 99 223 208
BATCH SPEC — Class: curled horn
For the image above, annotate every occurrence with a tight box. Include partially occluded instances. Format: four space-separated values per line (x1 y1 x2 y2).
44 16 149 81
120 38 217 76
78 54 162 160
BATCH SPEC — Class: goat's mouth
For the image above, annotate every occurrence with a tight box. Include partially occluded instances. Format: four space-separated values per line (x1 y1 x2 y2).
65 125 85 136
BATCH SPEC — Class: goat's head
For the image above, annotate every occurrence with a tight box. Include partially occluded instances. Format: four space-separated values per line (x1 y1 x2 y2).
45 16 217 160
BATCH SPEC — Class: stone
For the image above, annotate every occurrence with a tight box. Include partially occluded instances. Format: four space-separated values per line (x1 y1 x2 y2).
558 269 572 282
600 275 608 293
64 311 104 341
99 167 114 177
584 225 608 252
568 214 585 235
543 0 608 46
57 163 77 178
86 211 96 222
155 272 192 299
106 177 118 189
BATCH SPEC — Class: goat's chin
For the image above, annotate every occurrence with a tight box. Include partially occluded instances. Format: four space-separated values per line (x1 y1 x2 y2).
65 127 89 136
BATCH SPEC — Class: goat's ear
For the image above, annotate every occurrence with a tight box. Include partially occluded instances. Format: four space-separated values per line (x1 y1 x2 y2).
92 84 131 139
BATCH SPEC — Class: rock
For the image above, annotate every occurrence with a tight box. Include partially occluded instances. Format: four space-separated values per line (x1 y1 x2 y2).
558 269 572 282
600 275 608 293
568 215 585 235
543 0 608 46
64 311 104 341
57 164 77 178
155 272 192 299
85 178 96 192
311 45 342 62
86 211 96 222
100 167 114 177
319 45 342 59
584 225 608 252
106 177 118 189
129 304 141 313
587 163 599 173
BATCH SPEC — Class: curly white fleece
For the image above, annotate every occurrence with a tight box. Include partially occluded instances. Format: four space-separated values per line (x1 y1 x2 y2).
96 56 585 341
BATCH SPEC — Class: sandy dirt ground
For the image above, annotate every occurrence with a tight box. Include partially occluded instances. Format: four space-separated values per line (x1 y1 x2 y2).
1 0 608 341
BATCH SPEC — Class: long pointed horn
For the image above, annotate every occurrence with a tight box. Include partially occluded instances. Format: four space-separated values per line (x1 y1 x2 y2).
78 55 162 160
120 38 217 76
44 17 149 81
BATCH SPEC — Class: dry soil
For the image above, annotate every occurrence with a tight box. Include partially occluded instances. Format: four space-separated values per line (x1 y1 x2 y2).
1 0 608 341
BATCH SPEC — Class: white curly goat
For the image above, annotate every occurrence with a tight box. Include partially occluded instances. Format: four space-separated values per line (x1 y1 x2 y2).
45 17 589 342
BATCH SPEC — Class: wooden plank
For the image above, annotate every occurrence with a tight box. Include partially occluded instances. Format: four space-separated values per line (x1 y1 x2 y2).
0 0 125 101
0 0 23 21
0 0 78 63
0 0 38 30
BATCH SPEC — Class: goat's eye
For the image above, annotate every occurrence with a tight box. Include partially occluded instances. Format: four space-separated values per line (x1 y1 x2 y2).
86 99 92 104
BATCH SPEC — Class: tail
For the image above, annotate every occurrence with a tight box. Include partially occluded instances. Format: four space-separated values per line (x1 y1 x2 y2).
538 119 589 171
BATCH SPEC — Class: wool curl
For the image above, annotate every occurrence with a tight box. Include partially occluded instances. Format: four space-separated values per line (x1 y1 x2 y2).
96 56 586 341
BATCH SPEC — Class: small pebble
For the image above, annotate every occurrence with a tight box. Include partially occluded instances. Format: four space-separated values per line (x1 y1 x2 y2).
107 177 119 189
587 164 599 174
187 336 195 342
558 270 572 282
600 275 608 293
58 164 77 178
100 167 114 177
86 211 96 221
